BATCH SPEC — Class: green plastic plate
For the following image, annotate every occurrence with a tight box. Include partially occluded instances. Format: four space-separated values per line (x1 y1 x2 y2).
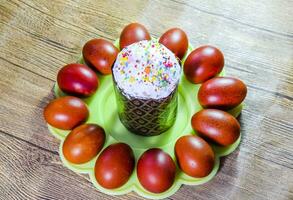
48 39 242 199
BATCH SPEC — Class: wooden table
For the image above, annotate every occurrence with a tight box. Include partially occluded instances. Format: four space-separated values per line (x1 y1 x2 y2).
1 0 292 199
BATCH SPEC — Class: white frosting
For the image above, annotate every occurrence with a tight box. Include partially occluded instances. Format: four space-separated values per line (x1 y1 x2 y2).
112 40 181 99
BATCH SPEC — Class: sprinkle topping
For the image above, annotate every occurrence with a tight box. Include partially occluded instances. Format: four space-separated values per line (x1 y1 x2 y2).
113 40 181 99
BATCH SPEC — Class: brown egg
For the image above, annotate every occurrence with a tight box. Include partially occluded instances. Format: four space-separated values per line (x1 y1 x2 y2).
119 23 151 49
159 28 188 60
175 135 215 178
82 39 119 75
198 77 247 110
57 63 99 97
191 109 240 146
95 143 135 189
63 124 105 164
44 96 89 130
184 45 224 84
137 148 176 193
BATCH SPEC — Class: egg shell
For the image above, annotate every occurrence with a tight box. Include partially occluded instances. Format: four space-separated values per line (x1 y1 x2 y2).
44 96 89 130
119 23 151 49
198 77 247 110
175 135 215 178
94 143 135 189
184 45 224 84
191 109 240 146
63 124 105 164
57 63 99 97
137 148 176 193
159 28 188 60
82 39 119 75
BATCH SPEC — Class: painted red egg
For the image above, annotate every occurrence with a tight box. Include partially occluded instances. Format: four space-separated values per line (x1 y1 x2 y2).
175 135 215 177
63 124 105 164
159 28 188 60
191 109 240 146
184 45 224 84
44 96 89 130
82 39 119 75
198 77 247 110
119 23 151 49
137 148 176 193
57 63 99 97
95 143 135 189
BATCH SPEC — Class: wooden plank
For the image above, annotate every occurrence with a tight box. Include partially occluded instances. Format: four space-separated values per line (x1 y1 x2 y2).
0 130 145 200
170 0 293 37
1 0 293 91
1 130 292 200
171 150 293 200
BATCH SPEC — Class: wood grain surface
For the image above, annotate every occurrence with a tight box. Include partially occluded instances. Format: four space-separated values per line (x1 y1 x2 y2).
0 0 292 199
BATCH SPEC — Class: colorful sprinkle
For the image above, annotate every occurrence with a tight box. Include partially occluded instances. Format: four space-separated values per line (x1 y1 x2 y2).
113 40 181 99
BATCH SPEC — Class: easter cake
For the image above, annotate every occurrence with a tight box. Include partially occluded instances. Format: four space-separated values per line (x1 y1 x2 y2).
112 40 181 136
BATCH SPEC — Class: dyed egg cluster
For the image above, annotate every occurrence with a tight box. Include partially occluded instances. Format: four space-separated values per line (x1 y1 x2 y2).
44 23 247 194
